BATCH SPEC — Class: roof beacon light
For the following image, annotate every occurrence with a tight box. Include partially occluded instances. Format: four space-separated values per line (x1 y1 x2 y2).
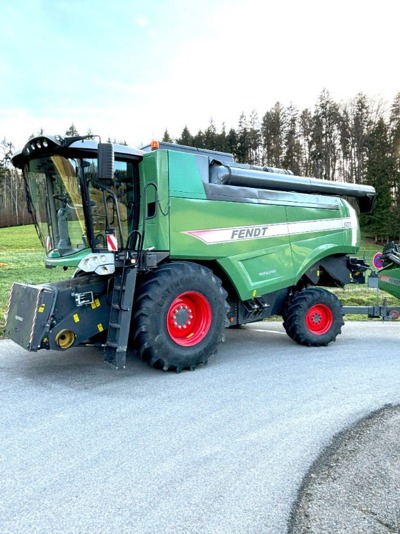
150 140 160 150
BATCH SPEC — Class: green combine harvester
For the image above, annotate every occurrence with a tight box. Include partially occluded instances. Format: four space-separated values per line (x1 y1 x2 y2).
4 135 397 371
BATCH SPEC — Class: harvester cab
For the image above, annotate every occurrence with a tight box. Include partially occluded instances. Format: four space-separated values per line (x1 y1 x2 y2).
10 135 144 269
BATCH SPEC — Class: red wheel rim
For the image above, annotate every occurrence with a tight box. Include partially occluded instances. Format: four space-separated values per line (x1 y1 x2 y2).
305 304 333 335
167 291 212 346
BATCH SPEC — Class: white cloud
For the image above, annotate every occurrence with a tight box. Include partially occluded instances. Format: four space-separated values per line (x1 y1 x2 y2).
149 0 399 136
136 15 148 28
1 0 399 151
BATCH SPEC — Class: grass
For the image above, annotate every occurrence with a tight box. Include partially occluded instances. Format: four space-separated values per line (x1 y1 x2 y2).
0 225 66 335
0 225 398 338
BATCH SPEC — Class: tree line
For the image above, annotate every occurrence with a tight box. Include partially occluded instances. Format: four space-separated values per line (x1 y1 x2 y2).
164 89 400 242
1 90 400 241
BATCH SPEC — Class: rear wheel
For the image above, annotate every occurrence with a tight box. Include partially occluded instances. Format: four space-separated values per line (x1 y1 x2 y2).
133 262 227 371
283 287 344 346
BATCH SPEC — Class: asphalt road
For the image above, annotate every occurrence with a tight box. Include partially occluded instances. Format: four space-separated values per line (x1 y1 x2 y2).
1 321 400 534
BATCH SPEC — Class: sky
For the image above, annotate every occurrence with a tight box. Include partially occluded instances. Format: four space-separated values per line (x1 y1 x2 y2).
0 0 399 151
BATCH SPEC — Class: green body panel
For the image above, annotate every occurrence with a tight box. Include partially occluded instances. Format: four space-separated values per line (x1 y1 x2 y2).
45 248 91 268
168 150 207 199
169 195 360 301
140 149 207 251
378 267 400 299
287 199 360 281
169 197 293 298
140 151 170 251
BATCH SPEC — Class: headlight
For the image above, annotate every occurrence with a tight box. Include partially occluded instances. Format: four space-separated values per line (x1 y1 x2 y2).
78 253 115 275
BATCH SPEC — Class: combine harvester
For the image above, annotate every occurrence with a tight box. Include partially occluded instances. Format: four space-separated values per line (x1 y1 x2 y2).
4 135 396 371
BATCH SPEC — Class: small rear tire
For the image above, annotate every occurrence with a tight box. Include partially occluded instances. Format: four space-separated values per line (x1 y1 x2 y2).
283 287 344 347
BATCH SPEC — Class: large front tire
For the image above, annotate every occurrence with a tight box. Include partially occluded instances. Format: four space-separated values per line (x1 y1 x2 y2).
133 262 227 371
283 287 344 347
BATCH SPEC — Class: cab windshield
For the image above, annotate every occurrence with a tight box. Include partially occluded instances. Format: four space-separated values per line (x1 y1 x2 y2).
26 155 135 257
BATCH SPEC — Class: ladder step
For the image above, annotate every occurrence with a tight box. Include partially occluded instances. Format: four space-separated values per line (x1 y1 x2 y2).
109 322 121 329
111 303 131 310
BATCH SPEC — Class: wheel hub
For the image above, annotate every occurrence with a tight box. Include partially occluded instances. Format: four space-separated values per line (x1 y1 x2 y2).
172 305 193 329
310 312 322 325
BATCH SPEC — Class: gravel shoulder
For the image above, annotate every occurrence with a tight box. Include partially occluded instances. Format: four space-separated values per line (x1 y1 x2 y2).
289 404 400 533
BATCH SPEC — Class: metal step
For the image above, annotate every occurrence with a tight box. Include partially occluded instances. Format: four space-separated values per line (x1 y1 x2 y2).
104 267 138 369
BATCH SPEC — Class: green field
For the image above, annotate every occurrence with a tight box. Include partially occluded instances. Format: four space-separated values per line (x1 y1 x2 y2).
0 225 66 336
0 225 398 338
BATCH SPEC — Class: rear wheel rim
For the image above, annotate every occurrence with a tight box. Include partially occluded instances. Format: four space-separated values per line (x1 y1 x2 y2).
305 304 333 335
167 291 212 346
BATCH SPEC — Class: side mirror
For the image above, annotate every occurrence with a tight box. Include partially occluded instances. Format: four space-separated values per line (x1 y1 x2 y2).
97 143 114 181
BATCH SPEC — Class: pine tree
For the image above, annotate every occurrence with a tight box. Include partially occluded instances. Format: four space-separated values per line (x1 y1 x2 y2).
0 138 24 226
176 126 193 146
236 113 250 163
0 137 14 168
351 93 371 184
65 123 79 136
204 119 217 150
282 104 302 175
225 128 238 156
390 92 400 170
247 110 261 165
261 102 285 167
215 123 227 152
339 93 372 184
389 93 400 238
311 89 341 180
193 130 205 148
162 129 173 142
363 118 396 241
299 109 313 176
338 104 352 181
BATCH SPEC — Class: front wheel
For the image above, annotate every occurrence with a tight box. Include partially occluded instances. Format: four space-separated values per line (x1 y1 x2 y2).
283 287 344 347
132 262 228 372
